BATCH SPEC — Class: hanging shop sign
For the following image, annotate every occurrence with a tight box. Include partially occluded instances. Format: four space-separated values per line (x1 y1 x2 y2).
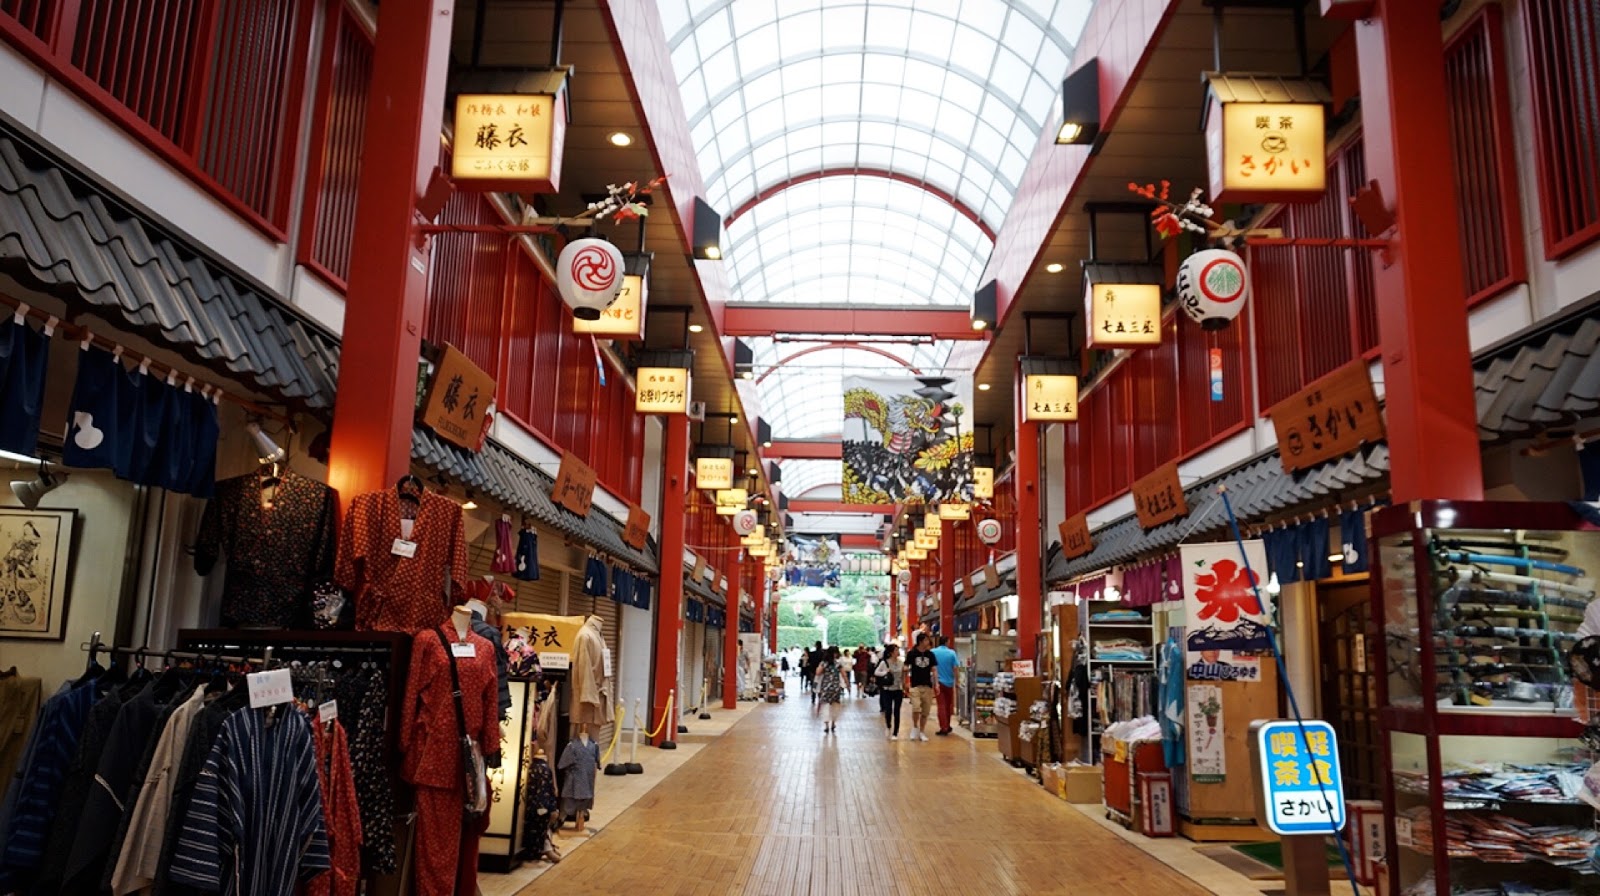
551 451 597 516
572 267 647 338
973 466 994 500
984 563 1000 590
696 456 734 490
1202 74 1329 204
1059 513 1093 559
624 504 651 549
1085 281 1162 349
1268 359 1384 474
501 612 584 671
714 488 748 515
1132 462 1187 529
748 542 771 558
1187 684 1227 783
635 366 691 414
1180 539 1271 682
731 509 759 536
741 525 766 546
906 546 928 562
922 512 940 532
691 554 706 582
1022 374 1079 422
452 75 568 193
1253 719 1346 835
938 502 971 521
419 343 497 452
914 528 940 551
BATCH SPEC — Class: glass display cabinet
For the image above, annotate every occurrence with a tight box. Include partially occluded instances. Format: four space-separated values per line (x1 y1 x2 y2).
1369 501 1599 895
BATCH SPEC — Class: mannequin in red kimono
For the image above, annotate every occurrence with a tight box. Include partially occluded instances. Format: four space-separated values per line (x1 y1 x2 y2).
402 606 500 895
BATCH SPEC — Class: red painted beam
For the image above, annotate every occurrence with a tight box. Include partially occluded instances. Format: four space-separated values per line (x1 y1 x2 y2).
840 534 882 550
726 167 997 241
723 306 985 340
788 501 895 515
766 440 842 459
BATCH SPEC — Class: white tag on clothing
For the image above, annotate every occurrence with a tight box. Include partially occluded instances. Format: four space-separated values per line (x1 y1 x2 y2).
452 641 477 659
602 646 613 678
391 538 418 558
319 700 338 723
247 669 293 708
400 518 415 540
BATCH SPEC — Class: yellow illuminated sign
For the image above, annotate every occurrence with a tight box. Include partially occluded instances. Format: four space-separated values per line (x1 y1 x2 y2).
573 273 646 338
1023 374 1079 423
636 367 690 414
914 528 940 551
452 92 565 192
938 503 971 521
974 466 994 500
1208 100 1326 203
697 456 734 490
1086 282 1162 349
715 488 748 515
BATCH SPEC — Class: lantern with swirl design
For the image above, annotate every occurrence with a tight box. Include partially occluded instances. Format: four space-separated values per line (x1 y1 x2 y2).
555 238 626 320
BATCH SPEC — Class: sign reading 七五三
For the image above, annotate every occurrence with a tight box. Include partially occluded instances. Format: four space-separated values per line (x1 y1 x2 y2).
1022 374 1079 423
1269 359 1384 474
636 367 691 414
1255 719 1346 836
1086 282 1163 349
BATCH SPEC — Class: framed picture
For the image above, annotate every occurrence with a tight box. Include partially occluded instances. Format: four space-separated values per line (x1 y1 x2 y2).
0 507 77 641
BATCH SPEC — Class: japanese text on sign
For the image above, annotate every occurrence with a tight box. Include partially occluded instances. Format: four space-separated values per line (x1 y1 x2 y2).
452 93 560 188
697 457 734 490
420 344 497 452
502 612 584 672
1132 463 1188 529
1087 282 1162 349
574 273 646 338
635 367 690 414
624 504 651 549
1255 719 1346 835
551 451 597 517
1059 513 1093 559
1023 374 1079 422
1269 360 1385 473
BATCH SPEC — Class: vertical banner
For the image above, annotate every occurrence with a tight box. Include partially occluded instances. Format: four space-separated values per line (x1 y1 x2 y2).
1180 540 1272 681
841 376 974 505
738 632 763 699
1187 684 1226 783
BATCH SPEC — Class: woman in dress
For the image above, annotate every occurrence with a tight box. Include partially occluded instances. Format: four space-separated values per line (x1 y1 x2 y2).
815 646 845 734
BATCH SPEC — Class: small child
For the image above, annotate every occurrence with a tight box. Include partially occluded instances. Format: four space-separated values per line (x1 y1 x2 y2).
557 728 601 832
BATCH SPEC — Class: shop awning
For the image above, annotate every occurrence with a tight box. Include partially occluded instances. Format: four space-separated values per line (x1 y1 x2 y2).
1046 444 1391 584
683 573 720 607
954 576 1015 614
1476 310 1600 444
413 427 658 573
0 130 340 409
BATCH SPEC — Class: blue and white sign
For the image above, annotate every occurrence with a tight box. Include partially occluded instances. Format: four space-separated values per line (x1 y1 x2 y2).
1256 719 1346 835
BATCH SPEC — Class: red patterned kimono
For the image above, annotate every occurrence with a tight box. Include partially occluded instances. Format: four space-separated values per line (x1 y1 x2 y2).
337 489 469 633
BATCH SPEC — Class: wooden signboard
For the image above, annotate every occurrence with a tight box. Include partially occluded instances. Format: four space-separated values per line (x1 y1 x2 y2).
985 563 1000 590
551 451 596 516
1269 359 1385 473
419 343 496 451
1132 462 1187 530
624 505 651 549
692 553 705 582
1059 513 1093 559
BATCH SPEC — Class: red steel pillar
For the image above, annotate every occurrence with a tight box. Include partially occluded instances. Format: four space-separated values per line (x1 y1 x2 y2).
722 550 740 709
939 518 956 639
752 558 766 656
905 564 920 645
1014 364 1043 660
1354 0 1483 501
326 0 454 504
653 414 689 741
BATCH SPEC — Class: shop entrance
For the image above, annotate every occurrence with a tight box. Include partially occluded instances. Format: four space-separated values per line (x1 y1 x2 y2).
1317 579 1380 801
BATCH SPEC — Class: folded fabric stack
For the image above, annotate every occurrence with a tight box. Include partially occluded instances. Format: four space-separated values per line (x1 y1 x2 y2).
1092 639 1150 661
1089 610 1147 623
1392 762 1586 807
1401 806 1597 869
1401 873 1583 896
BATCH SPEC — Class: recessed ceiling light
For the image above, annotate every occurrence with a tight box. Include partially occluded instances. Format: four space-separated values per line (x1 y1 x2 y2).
703 246 722 260
970 319 988 331
608 132 633 147
762 440 773 448
688 323 704 333
977 383 991 391
741 371 754 380
1045 263 1065 273
730 415 739 424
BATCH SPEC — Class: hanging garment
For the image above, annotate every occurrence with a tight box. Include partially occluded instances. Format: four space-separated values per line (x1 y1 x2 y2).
337 488 469 633
582 556 607 597
0 675 40 792
469 606 513 721
491 516 516 574
169 707 330 896
0 315 50 457
305 714 362 896
0 679 97 890
519 757 560 857
513 527 541 582
557 736 600 816
333 667 398 875
1159 633 1187 768
33 683 126 893
400 625 502 787
110 684 206 896
413 782 490 896
196 470 340 628
153 685 251 892
569 618 612 727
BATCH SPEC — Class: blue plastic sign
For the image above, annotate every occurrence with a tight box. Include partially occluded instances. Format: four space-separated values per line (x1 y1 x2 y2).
1256 719 1346 835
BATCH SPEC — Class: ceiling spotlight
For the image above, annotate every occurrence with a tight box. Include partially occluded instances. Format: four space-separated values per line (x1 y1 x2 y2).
688 323 704 334
748 468 759 476
741 371 754 380
1045 263 1065 273
10 463 66 510
970 319 988 331
246 421 287 464
462 491 479 510
977 383 991 391
763 440 773 448
702 245 722 260
730 415 739 424
608 131 633 147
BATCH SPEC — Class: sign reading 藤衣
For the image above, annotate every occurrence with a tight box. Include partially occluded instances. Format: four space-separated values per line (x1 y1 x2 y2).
1254 719 1346 835
1269 359 1384 474
452 90 566 193
1180 540 1272 681
420 344 496 452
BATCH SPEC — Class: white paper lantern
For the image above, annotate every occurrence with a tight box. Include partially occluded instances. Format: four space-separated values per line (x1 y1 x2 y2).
732 509 759 536
975 518 1003 545
555 238 625 320
1175 248 1249 330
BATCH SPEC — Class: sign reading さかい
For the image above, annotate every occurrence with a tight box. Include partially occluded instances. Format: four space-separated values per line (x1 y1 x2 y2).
636 367 690 414
1254 719 1346 835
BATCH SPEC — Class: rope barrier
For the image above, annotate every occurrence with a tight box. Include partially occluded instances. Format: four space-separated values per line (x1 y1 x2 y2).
601 704 626 765
644 691 674 739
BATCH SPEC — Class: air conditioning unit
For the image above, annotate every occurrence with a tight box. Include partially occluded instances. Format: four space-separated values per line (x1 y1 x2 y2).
688 401 706 421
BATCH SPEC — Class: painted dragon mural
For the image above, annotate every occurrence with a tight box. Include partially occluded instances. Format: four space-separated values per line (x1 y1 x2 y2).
842 376 973 505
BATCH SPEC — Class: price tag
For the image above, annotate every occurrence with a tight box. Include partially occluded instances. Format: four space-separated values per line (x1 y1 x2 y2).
1394 816 1413 848
540 652 572 670
319 700 338 723
391 538 418 558
451 641 477 659
603 647 613 679
247 669 293 708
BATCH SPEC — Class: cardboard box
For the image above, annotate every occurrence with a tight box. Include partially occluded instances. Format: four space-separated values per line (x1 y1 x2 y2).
1064 765 1103 804
1039 763 1066 799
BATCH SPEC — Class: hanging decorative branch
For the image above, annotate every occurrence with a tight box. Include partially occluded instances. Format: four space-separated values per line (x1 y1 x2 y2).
1128 181 1215 239
582 176 668 222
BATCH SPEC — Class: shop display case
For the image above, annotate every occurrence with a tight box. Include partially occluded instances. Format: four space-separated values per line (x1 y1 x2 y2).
1370 502 1599 895
958 633 1013 737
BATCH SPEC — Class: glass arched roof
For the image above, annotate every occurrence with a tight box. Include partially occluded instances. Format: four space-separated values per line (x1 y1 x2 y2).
778 459 844 499
750 339 955 439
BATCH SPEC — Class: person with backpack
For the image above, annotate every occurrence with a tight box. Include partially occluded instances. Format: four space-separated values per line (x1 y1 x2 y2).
815 646 846 733
875 644 905 740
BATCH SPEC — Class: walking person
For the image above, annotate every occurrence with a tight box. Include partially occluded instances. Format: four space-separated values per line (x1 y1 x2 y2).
815 646 845 733
875 644 905 740
852 644 871 698
904 633 938 741
800 641 817 699
931 635 960 735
